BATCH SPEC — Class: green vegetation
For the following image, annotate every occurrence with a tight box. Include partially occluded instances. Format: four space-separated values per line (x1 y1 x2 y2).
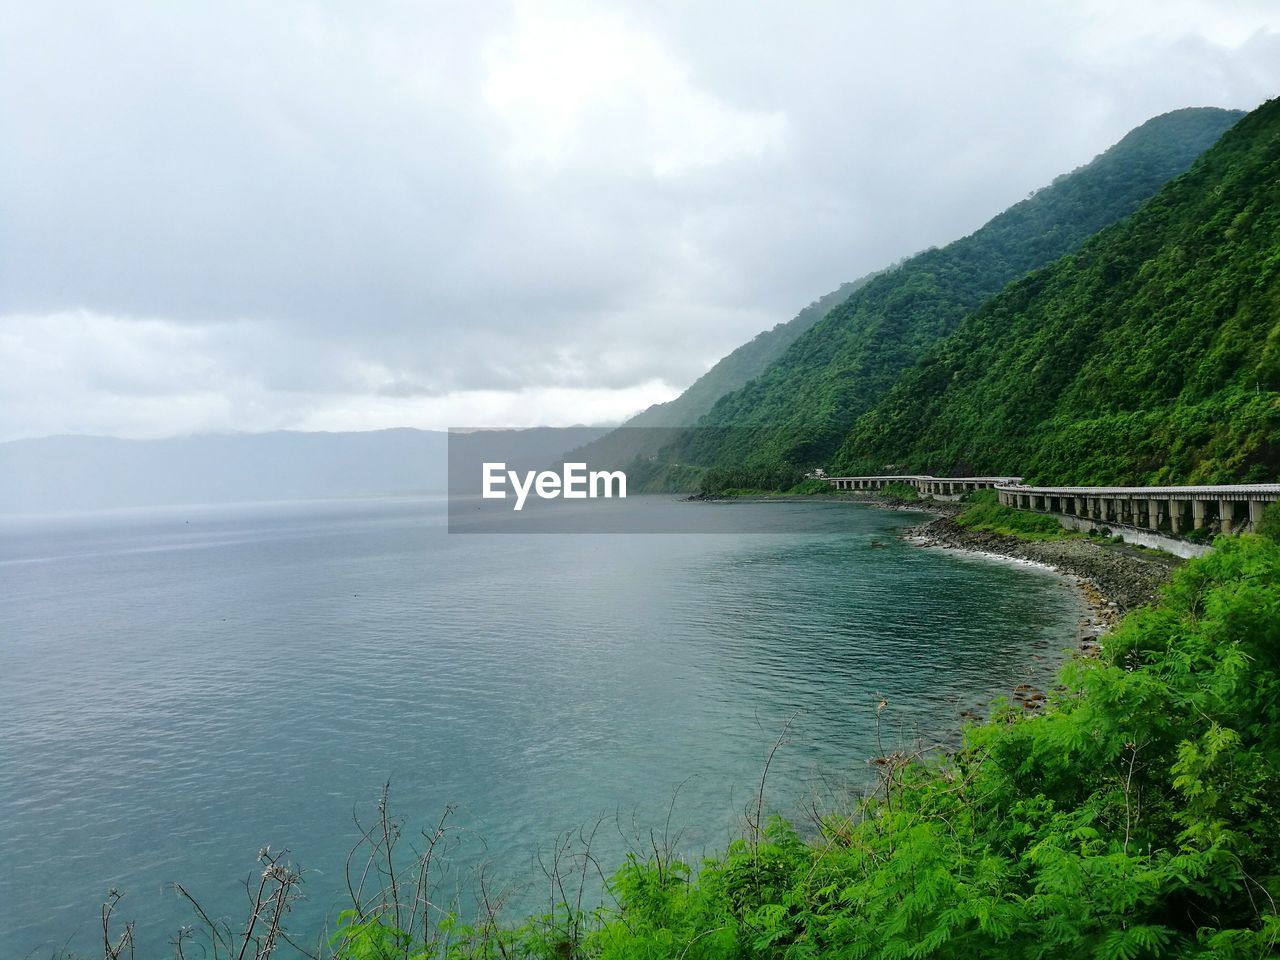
1256 501 1280 542
131 538 1280 958
876 481 920 501
840 98 1280 484
785 478 840 496
698 463 815 496
650 107 1243 482
953 489 1072 539
693 479 850 498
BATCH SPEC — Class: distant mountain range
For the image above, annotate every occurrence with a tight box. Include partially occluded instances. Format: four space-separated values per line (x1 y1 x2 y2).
0 427 610 514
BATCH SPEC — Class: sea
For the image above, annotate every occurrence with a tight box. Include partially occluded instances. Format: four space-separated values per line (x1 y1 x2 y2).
0 495 1089 956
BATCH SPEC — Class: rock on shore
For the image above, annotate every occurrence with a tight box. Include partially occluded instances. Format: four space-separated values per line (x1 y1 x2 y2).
911 514 1178 617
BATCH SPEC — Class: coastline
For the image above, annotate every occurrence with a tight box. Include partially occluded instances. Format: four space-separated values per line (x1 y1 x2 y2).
697 490 1179 655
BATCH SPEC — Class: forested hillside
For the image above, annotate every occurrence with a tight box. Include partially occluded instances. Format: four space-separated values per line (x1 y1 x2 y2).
659 107 1243 482
839 97 1280 484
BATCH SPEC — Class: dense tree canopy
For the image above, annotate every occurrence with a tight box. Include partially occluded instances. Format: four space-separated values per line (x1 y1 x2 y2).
839 98 1280 484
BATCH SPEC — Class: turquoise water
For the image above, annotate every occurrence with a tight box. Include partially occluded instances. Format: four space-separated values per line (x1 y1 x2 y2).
0 496 1087 956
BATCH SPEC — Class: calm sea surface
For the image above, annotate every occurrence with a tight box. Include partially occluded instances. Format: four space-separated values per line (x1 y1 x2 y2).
0 496 1088 956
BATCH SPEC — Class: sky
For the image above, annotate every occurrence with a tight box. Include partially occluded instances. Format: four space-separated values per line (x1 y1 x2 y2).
2 1 1280 441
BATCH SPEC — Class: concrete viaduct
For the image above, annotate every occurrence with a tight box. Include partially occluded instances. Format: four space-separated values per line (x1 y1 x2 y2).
994 483 1280 537
824 474 1280 554
827 475 1021 499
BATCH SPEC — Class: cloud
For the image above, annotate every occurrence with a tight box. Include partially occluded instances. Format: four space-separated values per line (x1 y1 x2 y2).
0 310 679 439
483 1 787 176
1 1 1279 440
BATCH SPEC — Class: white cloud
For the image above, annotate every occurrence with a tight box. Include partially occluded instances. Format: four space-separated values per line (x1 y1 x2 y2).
0 311 679 440
1 1 1279 441
483 1 787 176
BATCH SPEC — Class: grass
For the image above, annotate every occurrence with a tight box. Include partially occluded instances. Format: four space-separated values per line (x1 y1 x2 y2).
874 481 921 501
953 489 1076 540
708 479 858 498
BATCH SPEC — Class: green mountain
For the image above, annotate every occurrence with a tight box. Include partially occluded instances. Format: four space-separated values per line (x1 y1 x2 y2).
839 97 1280 484
656 106 1244 484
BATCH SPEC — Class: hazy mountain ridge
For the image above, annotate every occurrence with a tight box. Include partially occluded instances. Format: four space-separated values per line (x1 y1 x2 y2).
0 430 450 513
0 427 613 514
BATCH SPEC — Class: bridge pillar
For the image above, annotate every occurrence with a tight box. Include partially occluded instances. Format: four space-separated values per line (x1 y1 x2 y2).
1148 499 1161 530
1169 499 1181 534
1075 496 1086 518
1249 498 1268 532
1220 499 1234 535
1192 499 1207 530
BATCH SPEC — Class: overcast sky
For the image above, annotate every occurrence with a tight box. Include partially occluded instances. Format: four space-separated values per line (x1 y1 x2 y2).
2 1 1279 440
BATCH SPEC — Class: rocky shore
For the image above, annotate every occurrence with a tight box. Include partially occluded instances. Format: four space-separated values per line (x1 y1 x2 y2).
826 491 1178 620
908 513 1179 624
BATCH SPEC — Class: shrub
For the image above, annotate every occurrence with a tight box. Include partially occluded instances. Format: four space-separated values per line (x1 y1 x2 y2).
953 489 1067 539
1257 500 1280 542
878 481 920 500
